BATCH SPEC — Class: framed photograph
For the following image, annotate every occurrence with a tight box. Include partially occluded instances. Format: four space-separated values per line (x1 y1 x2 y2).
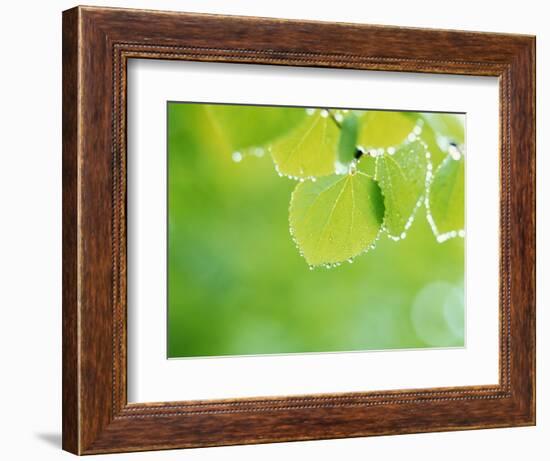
62 5 536 455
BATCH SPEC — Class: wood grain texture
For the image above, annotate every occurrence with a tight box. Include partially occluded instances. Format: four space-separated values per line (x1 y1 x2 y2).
62 5 536 455
62 7 80 454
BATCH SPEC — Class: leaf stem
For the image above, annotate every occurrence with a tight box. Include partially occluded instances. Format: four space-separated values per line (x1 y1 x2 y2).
326 109 342 129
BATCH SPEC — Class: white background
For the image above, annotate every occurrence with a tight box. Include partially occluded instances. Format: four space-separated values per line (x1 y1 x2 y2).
128 60 499 402
0 0 546 460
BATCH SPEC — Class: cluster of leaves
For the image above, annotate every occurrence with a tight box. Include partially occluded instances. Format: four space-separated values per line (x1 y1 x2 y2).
199 104 465 268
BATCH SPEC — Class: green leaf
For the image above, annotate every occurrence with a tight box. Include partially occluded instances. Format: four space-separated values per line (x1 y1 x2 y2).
357 154 376 176
427 154 465 237
202 104 306 153
357 111 417 148
420 113 465 145
270 110 340 179
337 113 359 165
375 139 428 237
289 172 384 266
401 112 447 168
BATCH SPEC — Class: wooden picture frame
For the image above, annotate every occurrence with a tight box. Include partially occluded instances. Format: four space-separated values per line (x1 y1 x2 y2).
62 5 536 455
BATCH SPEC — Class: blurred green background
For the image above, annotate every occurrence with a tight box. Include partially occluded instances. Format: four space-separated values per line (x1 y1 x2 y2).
167 102 465 358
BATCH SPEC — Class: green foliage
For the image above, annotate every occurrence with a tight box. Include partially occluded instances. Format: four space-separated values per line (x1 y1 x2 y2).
337 113 359 166
172 104 465 267
428 153 465 236
167 103 465 357
357 111 416 148
270 110 339 178
375 139 428 237
289 173 384 267
202 104 306 154
405 112 464 169
420 113 465 145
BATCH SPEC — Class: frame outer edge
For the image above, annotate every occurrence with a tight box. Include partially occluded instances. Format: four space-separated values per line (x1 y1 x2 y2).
62 6 81 455
521 36 536 425
499 36 536 424
531 36 537 425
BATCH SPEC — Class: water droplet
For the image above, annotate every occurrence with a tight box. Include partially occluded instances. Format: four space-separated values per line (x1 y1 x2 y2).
305 108 316 115
253 147 265 157
232 151 243 162
400 232 406 239
449 144 462 161
334 160 349 175
436 134 451 152
387 147 396 155
413 125 422 135
320 109 329 118
458 230 465 238
335 113 344 123
311 177 317 182
408 133 417 142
